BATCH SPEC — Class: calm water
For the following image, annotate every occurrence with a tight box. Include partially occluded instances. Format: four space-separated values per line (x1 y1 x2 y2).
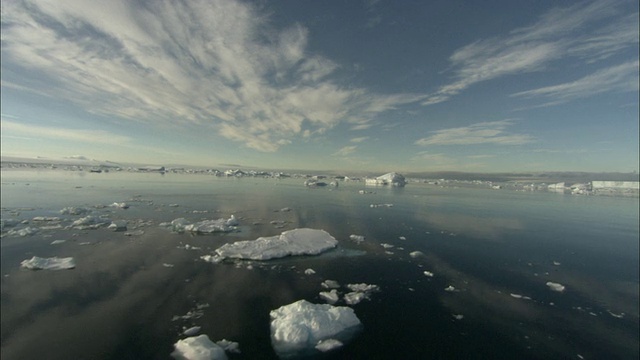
1 170 638 359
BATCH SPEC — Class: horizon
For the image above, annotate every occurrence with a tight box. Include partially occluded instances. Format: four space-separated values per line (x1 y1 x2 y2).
1 0 638 173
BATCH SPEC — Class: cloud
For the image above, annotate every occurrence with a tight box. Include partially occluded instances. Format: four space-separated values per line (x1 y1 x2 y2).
1 120 131 146
1 0 425 152
511 60 639 105
422 0 638 105
412 152 453 164
415 120 534 146
350 137 369 143
332 145 357 156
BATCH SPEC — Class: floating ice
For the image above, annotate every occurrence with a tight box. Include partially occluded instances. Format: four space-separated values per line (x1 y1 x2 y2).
214 228 337 261
365 172 406 187
452 314 464 320
552 261 561 266
380 243 394 249
108 220 127 231
319 289 340 304
50 239 67 245
370 203 394 208
399 236 406 240
200 255 224 264
409 251 424 258
0 218 20 230
21 256 75 270
510 293 523 299
315 339 344 352
71 215 110 228
163 263 175 268
444 285 456 292
184 216 238 234
215 339 240 354
270 300 362 358
8 227 39 237
60 207 91 215
546 282 565 292
343 283 380 305
343 292 366 305
349 234 365 244
171 335 228 360
183 326 201 336
32 216 60 222
423 271 434 277
124 230 145 236
321 280 341 289
304 268 316 275
110 202 129 209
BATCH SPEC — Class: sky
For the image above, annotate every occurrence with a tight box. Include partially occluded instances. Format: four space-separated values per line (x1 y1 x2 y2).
1 0 638 173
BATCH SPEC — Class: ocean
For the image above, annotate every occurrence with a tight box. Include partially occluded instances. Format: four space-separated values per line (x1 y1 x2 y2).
1 169 638 359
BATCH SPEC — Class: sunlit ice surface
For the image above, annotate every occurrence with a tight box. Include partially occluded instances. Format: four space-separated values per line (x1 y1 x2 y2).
1 169 638 359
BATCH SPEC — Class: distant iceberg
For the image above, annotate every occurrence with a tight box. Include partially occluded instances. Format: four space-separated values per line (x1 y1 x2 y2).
365 172 406 187
214 228 338 261
21 256 75 270
270 300 362 358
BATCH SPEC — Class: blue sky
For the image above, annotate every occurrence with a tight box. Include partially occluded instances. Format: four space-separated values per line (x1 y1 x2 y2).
1 0 638 172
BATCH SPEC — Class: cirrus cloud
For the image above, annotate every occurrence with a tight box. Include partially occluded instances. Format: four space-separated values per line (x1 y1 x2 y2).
415 120 535 146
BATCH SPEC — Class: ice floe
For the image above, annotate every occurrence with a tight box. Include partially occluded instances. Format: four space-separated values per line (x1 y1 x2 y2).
110 202 129 209
546 282 566 292
171 335 228 360
60 206 91 215
370 203 394 208
321 280 341 289
7 227 39 237
214 228 337 261
108 220 127 231
423 271 434 277
270 300 362 358
21 256 75 270
50 239 67 245
319 289 340 304
167 216 238 234
409 251 424 258
183 326 201 336
343 283 380 305
349 234 365 244
444 285 456 292
304 268 316 275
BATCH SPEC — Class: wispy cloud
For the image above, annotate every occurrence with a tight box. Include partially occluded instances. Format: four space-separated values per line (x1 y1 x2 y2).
350 136 369 143
422 0 638 105
511 60 639 106
415 120 534 146
1 0 425 152
1 120 132 146
333 145 358 156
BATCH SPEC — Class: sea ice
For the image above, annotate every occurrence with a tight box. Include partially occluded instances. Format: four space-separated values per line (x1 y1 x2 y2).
349 234 365 244
108 220 127 231
270 300 362 358
60 207 91 215
380 243 394 249
214 228 337 261
184 216 238 234
20 256 75 270
321 280 341 289
444 285 456 292
409 251 424 258
423 271 434 277
0 218 20 230
343 292 366 305
71 215 110 228
315 339 344 352
546 282 566 292
50 239 67 245
8 227 39 237
319 289 340 304
365 172 406 187
183 326 201 336
343 283 380 305
215 339 240 354
304 268 316 275
110 202 129 209
171 335 228 360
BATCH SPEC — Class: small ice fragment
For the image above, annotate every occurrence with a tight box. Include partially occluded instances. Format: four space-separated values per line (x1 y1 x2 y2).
32 216 60 222
184 216 238 234
163 263 175 268
349 234 365 244
216 339 240 354
343 292 367 305
607 310 624 319
169 204 179 207
346 283 380 293
269 300 361 358
279 207 292 212
552 261 561 266
111 202 129 209
510 293 523 299
577 355 584 360
50 240 67 245
380 243 394 249
444 285 456 292
319 289 340 304
171 335 228 360
546 282 565 292
60 207 91 215
108 220 127 231
200 255 225 263
423 271 434 277
21 256 75 270
0 218 20 230
124 230 144 236
315 339 343 352
304 268 316 275
183 326 201 336
452 314 464 320
409 251 424 258
399 236 406 240
321 280 340 289
8 227 39 237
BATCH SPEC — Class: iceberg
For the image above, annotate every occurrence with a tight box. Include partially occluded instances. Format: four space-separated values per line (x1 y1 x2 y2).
214 228 337 261
21 256 75 270
365 172 406 187
270 300 362 358
171 335 228 360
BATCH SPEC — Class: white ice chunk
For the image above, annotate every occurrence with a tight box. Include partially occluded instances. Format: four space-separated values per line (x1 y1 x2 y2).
343 292 367 305
184 216 238 234
319 289 340 304
452 314 464 320
110 202 129 209
444 285 456 292
304 268 316 275
171 335 228 360
315 339 344 352
215 339 240 354
0 218 20 230
349 234 365 243
50 239 67 245
21 256 75 270
71 215 109 227
8 227 39 237
409 251 424 258
546 282 565 292
60 207 91 215
200 255 225 264
215 228 337 261
183 326 201 336
346 283 380 293
321 280 341 289
423 271 434 277
270 300 361 358
380 243 394 249
365 172 406 187
108 220 127 231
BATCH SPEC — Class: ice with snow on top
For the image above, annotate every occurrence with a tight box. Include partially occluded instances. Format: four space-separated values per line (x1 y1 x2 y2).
21 256 75 270
270 300 362 358
343 283 380 305
8 227 39 237
183 326 201 336
184 216 238 234
60 206 91 215
546 282 565 292
365 172 407 187
319 289 340 304
171 335 227 360
315 339 344 352
108 220 127 231
214 228 337 261
349 234 365 244
321 280 340 289
304 268 316 275
409 251 424 258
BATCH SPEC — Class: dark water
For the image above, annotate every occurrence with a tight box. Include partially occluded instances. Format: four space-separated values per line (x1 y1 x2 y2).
1 170 638 359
